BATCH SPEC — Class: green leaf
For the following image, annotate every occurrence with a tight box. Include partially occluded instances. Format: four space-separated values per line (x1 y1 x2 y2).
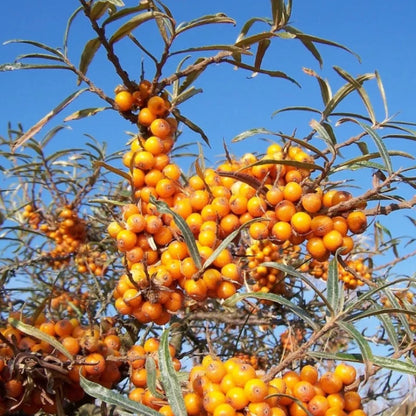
224 292 320 330
103 5 150 25
80 375 161 415
63 6 84 56
11 88 88 151
326 255 343 315
90 1 116 20
355 120 393 174
202 218 259 272
372 356 416 376
8 318 73 360
224 59 300 85
150 196 202 270
254 39 271 73
272 106 321 117
375 70 388 120
236 17 272 43
78 38 102 83
95 160 132 181
333 66 376 124
285 26 361 62
4 39 64 57
170 44 249 57
261 262 333 313
14 53 65 63
171 109 210 147
64 107 109 121
106 0 125 6
310 119 336 153
0 63 70 71
231 127 275 143
159 329 187 416
322 72 375 119
235 31 276 49
109 11 167 44
303 67 332 106
333 151 413 172
176 57 205 95
146 356 165 399
176 13 236 35
171 86 203 107
338 321 373 363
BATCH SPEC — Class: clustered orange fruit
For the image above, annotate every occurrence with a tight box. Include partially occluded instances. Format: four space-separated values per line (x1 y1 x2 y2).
173 357 365 416
301 257 370 290
24 204 87 269
246 240 299 296
0 314 122 415
110 90 368 325
74 243 108 276
49 290 89 314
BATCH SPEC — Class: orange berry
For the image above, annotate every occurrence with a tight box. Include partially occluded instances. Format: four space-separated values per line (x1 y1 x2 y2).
131 368 148 387
141 301 163 321
229 195 248 215
322 190 337 208
115 90 134 112
275 200 297 222
84 352 106 375
61 336 80 355
54 319 74 338
213 403 237 416
289 401 309 416
231 362 257 387
306 237 329 261
203 390 226 413
107 221 123 238
334 363 357 385
116 229 137 252
147 95 168 116
138 107 157 126
126 213 146 233
346 211 367 234
216 281 237 299
150 118 171 139
226 386 249 410
247 401 271 416
134 151 155 171
332 216 348 236
184 278 207 300
129 387 145 402
292 380 316 402
243 378 268 403
290 211 312 234
301 193 323 213
343 391 361 411
322 230 344 252
282 371 301 390
249 221 270 240
331 191 352 206
300 365 319 384
271 221 292 242
310 215 334 237
206 359 227 383
319 372 343 394
143 135 165 155
307 395 329 416
247 196 267 217
283 182 302 202
184 392 204 415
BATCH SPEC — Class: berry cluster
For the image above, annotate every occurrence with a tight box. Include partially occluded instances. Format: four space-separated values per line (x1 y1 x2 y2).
246 240 299 296
0 315 122 415
110 83 369 325
135 356 366 416
301 257 370 290
24 205 87 269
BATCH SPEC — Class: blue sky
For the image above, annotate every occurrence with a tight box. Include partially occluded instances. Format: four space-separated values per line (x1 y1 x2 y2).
1 1 416 273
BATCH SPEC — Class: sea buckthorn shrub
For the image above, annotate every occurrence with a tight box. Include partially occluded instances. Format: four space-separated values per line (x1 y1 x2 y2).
1 1 416 415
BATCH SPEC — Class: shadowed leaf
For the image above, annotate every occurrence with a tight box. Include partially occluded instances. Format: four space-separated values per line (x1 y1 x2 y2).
78 38 102 83
176 13 236 35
